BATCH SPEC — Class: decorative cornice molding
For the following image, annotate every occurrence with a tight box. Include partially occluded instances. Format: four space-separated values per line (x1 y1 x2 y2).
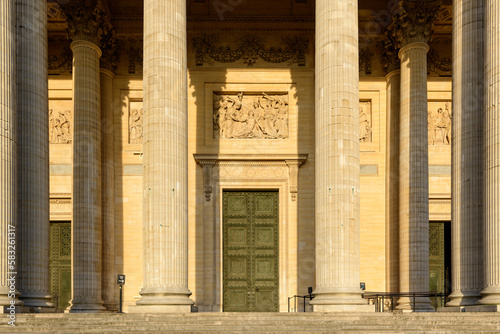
193 154 308 201
193 34 309 67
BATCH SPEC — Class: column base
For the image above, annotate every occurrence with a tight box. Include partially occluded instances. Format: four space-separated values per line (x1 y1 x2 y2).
446 290 481 306
68 299 106 313
479 286 500 305
103 301 119 312
310 286 369 312
20 292 54 308
396 296 434 312
131 286 194 313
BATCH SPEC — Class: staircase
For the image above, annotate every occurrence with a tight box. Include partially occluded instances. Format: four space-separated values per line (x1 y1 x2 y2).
2 312 500 333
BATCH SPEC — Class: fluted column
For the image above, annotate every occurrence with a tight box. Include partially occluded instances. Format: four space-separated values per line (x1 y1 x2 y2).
16 0 53 309
100 68 117 311
131 0 194 313
385 69 401 294
395 0 441 311
310 0 368 311
0 0 21 308
69 39 104 313
480 0 500 305
447 0 484 307
60 0 111 312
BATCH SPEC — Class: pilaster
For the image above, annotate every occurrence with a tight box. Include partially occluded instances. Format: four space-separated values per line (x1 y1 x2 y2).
448 0 484 307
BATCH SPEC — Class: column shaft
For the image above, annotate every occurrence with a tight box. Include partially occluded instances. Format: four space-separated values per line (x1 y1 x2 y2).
132 0 194 312
311 0 368 311
0 0 18 307
398 42 433 311
16 0 53 308
448 0 484 307
480 0 500 305
69 40 105 312
100 69 117 311
385 70 401 293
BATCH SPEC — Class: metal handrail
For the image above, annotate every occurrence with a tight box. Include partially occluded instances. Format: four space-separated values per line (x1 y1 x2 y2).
363 291 449 312
288 294 314 312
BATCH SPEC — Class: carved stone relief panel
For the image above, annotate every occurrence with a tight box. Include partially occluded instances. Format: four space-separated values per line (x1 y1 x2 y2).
428 101 452 145
49 100 73 144
129 101 143 144
359 101 372 143
213 92 289 139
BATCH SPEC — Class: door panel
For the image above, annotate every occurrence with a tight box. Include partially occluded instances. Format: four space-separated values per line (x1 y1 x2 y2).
223 191 279 312
50 221 71 311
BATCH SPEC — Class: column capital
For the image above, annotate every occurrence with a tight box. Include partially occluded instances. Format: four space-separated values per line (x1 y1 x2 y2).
393 0 442 48
60 0 111 47
381 27 400 73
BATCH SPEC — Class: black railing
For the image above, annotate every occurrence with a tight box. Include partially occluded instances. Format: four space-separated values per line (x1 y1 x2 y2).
288 293 314 312
363 292 449 312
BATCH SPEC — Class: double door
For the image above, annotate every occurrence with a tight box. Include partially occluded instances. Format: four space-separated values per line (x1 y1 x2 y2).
223 191 279 312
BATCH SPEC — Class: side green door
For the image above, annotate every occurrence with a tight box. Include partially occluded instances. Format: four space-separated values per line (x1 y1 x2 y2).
429 222 450 307
50 221 71 311
223 191 279 312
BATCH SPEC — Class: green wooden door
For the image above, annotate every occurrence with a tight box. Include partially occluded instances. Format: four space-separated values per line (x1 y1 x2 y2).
223 191 279 312
429 222 450 307
49 222 71 311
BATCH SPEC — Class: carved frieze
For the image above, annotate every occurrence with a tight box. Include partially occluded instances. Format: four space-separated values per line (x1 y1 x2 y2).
428 101 452 145
359 101 372 143
127 47 143 75
359 48 374 75
193 35 308 67
129 104 143 144
427 49 452 75
49 109 72 144
48 47 72 74
213 92 289 139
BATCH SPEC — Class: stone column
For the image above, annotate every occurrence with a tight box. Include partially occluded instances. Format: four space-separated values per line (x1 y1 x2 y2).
395 0 441 311
310 0 368 311
0 0 21 308
16 0 53 309
383 29 401 294
131 0 194 313
100 67 117 311
61 1 108 312
447 0 484 307
480 0 500 306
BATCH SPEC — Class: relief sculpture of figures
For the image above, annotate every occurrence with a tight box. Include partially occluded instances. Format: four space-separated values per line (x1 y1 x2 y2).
129 108 143 144
428 102 452 145
49 109 72 144
359 102 372 143
213 92 289 139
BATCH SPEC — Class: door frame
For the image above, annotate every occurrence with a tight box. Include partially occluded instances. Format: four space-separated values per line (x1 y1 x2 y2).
194 154 307 312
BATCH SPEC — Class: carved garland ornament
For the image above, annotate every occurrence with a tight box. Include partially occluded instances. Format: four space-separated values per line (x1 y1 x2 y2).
193 35 309 67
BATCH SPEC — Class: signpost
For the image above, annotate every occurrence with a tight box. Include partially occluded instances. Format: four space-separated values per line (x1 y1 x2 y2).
117 274 125 313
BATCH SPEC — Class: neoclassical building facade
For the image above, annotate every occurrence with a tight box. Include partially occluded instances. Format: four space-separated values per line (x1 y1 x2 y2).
0 0 499 313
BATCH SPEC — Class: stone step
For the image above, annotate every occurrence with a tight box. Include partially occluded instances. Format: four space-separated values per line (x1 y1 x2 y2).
3 313 500 333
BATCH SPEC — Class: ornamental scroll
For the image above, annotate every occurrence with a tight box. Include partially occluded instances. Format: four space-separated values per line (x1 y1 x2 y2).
213 92 289 139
